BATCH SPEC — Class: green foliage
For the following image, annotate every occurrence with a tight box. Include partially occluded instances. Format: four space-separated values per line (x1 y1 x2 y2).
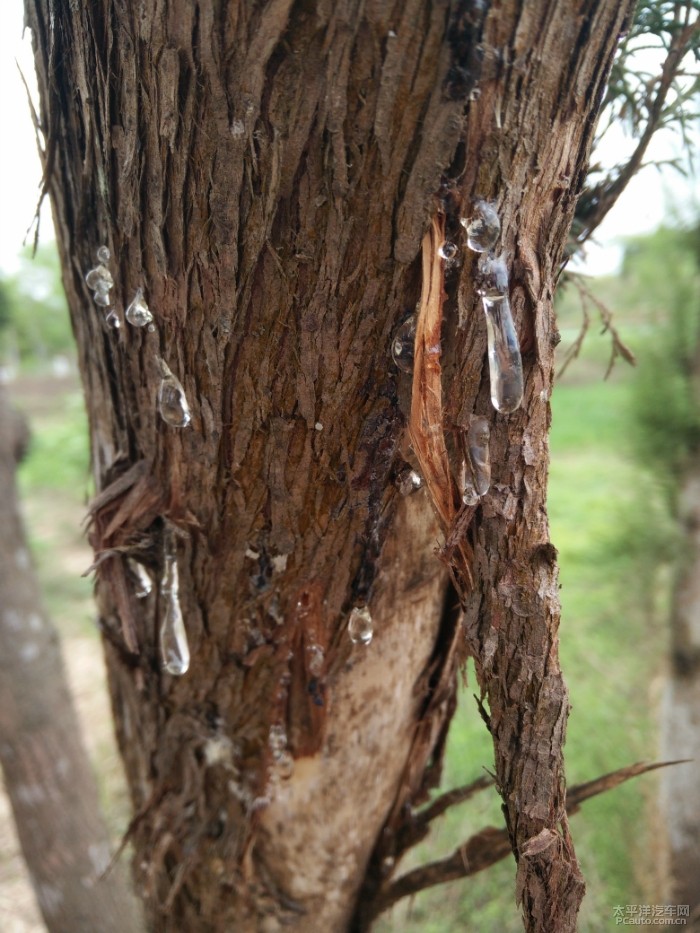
0 279 12 331
18 391 90 494
0 244 75 367
574 1 700 248
604 1 700 139
626 224 700 506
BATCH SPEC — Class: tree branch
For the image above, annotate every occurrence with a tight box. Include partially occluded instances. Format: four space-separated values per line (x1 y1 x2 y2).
557 274 637 380
371 759 689 919
575 6 699 245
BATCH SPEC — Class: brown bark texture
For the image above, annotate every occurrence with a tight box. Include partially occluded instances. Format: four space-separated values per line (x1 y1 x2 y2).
0 388 143 933
25 0 633 930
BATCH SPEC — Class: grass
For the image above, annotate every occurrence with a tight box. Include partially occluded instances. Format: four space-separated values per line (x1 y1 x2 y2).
12 376 95 639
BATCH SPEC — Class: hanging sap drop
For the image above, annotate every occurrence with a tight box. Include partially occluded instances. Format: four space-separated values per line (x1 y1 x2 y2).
438 241 458 261
125 288 154 327
157 358 191 428
105 310 120 329
348 606 373 646
462 480 480 506
468 417 491 496
391 316 416 373
85 265 114 290
482 294 523 413
306 643 324 677
269 724 294 779
477 253 509 296
93 287 111 307
159 553 190 676
461 200 500 252
127 558 152 599
395 465 422 496
96 245 111 263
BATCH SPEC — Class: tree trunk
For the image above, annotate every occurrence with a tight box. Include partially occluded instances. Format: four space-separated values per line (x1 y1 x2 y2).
25 1 632 930
0 388 143 933
661 463 700 916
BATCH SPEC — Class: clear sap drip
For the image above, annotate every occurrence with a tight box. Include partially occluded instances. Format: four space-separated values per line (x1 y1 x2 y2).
105 311 120 329
127 558 152 598
85 265 114 291
461 200 500 253
307 643 324 677
269 723 293 778
96 245 111 263
438 241 458 261
93 288 111 307
348 606 373 646
482 295 523 413
476 253 509 296
391 316 416 373
467 417 491 496
157 358 191 428
462 480 480 506
395 466 423 496
125 288 154 327
159 552 190 676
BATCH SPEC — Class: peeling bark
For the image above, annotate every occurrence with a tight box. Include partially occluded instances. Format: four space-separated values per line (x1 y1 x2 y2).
0 388 143 933
24 1 633 930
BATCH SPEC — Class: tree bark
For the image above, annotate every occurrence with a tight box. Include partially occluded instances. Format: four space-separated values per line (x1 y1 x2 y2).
0 388 143 933
25 1 632 930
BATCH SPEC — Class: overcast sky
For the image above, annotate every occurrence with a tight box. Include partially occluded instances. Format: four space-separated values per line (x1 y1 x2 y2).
1 3 697 278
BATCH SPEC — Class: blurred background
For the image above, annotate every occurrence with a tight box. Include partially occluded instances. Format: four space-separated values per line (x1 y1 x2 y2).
0 1 699 931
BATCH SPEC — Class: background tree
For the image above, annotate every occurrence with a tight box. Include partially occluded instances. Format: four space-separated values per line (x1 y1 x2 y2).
0 385 142 933
627 224 700 917
18 1 698 932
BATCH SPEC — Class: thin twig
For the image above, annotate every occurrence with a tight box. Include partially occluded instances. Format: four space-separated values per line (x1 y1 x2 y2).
414 774 494 831
370 758 690 919
576 8 700 245
557 274 636 380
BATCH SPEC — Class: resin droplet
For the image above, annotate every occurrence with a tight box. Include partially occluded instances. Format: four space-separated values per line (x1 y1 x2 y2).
395 465 423 496
160 552 190 675
438 241 458 261
462 481 480 507
93 288 111 307
307 643 324 677
391 316 416 373
468 417 491 496
269 723 294 778
127 558 152 599
469 87 481 102
461 200 500 252
85 265 114 290
477 252 509 297
125 288 154 327
105 311 120 329
157 358 191 428
348 606 373 646
96 245 111 263
482 294 523 413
